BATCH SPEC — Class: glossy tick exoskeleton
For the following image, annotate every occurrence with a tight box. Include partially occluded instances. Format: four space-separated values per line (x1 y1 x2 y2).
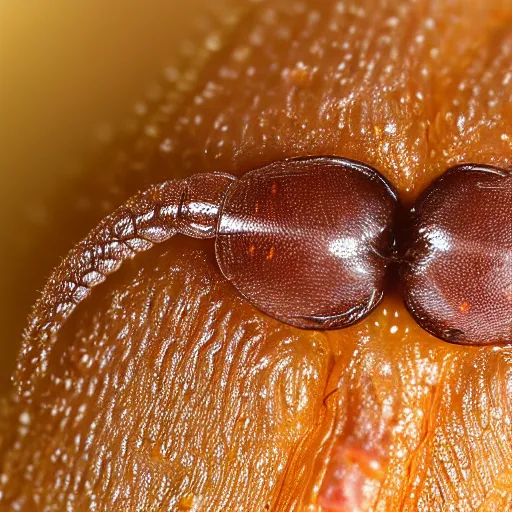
401 164 512 346
18 156 398 396
216 157 398 329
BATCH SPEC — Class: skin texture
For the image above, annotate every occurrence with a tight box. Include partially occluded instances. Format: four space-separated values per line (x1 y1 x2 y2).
1 0 512 510
402 164 512 346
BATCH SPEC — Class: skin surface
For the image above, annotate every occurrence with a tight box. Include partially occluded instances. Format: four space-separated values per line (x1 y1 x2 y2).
1 0 512 510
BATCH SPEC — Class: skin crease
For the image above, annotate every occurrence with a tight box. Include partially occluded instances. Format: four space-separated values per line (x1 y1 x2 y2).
1 0 512 510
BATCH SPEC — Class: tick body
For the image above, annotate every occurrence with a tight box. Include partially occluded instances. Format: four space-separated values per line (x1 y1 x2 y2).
17 156 398 397
402 164 512 345
216 157 398 329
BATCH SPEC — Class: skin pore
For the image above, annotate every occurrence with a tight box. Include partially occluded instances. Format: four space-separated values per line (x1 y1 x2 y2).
1 0 512 510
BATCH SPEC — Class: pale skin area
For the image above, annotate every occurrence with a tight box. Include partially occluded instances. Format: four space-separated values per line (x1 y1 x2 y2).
1 0 512 510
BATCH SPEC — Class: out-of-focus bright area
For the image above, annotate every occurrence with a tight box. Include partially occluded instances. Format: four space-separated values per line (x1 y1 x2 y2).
0 0 213 393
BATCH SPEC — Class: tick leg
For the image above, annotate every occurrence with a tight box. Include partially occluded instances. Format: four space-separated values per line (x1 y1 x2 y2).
16 172 234 399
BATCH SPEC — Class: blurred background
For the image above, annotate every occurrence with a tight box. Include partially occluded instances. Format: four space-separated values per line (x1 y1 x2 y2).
0 0 218 394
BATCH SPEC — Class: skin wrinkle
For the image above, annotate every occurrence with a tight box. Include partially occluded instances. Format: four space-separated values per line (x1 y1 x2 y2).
1 0 512 510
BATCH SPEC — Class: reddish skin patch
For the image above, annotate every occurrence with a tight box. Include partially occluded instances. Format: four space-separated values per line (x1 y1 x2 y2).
318 443 388 512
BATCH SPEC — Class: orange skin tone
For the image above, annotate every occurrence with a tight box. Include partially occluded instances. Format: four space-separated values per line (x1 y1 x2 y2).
1 0 512 510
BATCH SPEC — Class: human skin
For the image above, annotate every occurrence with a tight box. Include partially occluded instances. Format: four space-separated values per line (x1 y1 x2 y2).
1 0 512 510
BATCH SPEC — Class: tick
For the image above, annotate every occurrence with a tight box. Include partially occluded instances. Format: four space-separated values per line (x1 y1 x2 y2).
18 156 398 396
401 164 512 345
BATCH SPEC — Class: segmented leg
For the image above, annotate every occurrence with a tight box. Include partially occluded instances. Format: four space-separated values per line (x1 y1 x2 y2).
16 172 235 399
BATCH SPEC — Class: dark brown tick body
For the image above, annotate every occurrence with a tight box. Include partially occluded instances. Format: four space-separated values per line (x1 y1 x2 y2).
402 164 512 346
18 156 399 397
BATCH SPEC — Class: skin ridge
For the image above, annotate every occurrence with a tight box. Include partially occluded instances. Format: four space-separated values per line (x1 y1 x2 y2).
3 247 332 510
